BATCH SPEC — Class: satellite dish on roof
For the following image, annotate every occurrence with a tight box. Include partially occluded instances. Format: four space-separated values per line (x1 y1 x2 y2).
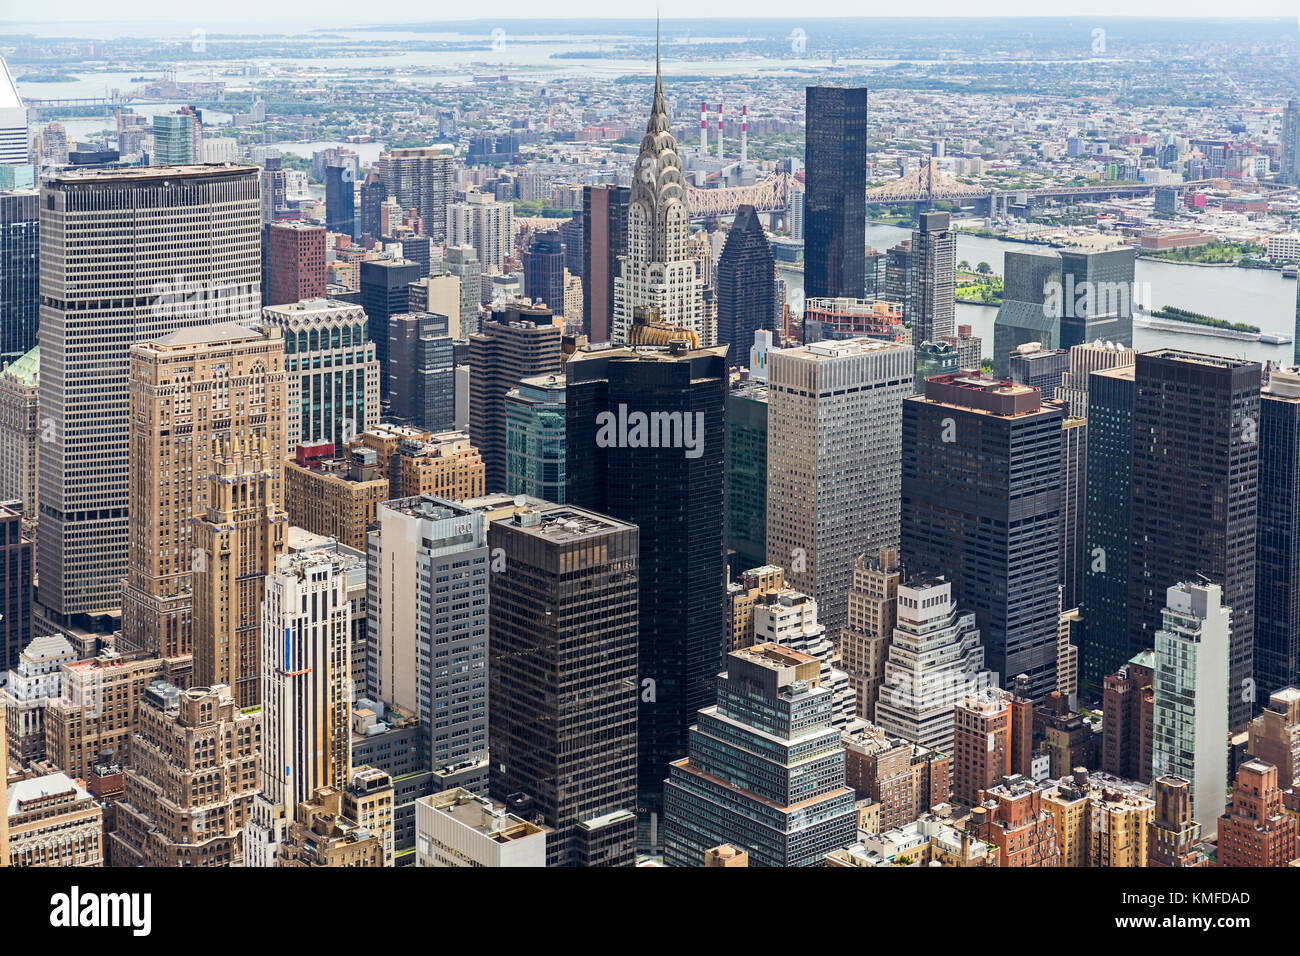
513 495 527 507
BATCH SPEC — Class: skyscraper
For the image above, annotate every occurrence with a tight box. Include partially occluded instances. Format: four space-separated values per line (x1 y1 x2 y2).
1080 364 1135 690
379 146 455 241
0 347 38 515
360 258 422 399
902 374 1063 698
951 692 1013 806
522 230 566 314
0 500 32 675
152 112 198 164
388 311 456 433
910 211 956 346
1152 581 1231 838
38 165 262 626
581 184 629 343
839 548 901 720
484 497 639 866
565 343 728 845
994 248 1135 378
0 57 27 166
468 302 562 492
447 192 516 271
715 205 776 364
875 578 995 753
611 47 708 345
324 163 356 238
444 245 483 337
504 373 566 503
0 189 38 364
804 86 868 300
1129 350 1260 730
726 376 767 574
266 221 327 307
663 644 857 867
1255 368 1300 698
1282 99 1300 186
121 323 286 666
369 496 491 794
766 338 913 635
246 549 353 866
192 439 288 707
261 298 381 450
1058 413 1087 612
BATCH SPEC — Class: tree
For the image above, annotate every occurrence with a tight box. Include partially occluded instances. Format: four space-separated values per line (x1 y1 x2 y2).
958 259 971 272
976 262 992 275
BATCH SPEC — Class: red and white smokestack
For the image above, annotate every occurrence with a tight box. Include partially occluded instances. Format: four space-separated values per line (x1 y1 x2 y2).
741 104 748 164
700 102 708 152
717 102 724 159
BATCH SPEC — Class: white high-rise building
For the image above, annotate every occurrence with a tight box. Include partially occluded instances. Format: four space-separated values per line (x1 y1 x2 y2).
447 192 515 271
765 337 914 635
368 496 490 793
245 549 352 867
752 588 855 728
1152 581 1231 840
37 165 262 623
790 183 805 243
0 57 28 165
611 39 708 345
874 578 996 752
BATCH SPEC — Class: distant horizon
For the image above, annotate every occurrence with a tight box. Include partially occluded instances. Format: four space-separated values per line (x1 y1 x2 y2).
3 7 1299 31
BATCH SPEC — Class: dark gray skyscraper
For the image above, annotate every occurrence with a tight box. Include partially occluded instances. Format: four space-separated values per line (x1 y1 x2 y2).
902 373 1063 699
565 343 728 848
1282 99 1300 186
523 230 566 315
1128 350 1260 730
360 258 422 399
994 248 1135 378
715 205 776 364
911 211 955 346
485 497 639 867
1254 368 1300 699
804 86 867 300
388 311 455 433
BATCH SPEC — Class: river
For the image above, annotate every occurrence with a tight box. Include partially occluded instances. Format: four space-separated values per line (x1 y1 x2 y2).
779 222 1299 366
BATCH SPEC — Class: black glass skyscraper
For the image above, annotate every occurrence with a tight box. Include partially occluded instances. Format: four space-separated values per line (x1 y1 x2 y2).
1128 350 1260 730
804 86 868 301
902 374 1063 699
1079 365 1135 692
1255 372 1300 700
523 230 566 315
565 343 728 847
324 164 355 238
0 190 38 364
715 205 776 364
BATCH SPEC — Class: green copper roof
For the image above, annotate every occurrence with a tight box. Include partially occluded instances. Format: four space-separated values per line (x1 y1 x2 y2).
1 345 38 386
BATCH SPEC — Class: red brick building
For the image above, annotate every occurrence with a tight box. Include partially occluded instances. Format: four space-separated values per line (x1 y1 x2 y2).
1102 650 1154 783
1217 760 1298 867
953 693 1011 807
268 221 327 306
968 776 1061 867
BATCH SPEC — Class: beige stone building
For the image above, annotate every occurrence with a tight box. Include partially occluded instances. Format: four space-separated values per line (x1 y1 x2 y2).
192 440 288 708
6 772 103 867
839 548 901 719
391 430 485 501
44 650 164 781
111 682 261 866
0 346 38 515
285 447 389 550
282 786 387 867
121 323 285 664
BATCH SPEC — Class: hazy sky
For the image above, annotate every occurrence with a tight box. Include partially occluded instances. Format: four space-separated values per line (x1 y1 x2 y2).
3 4 1299 30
